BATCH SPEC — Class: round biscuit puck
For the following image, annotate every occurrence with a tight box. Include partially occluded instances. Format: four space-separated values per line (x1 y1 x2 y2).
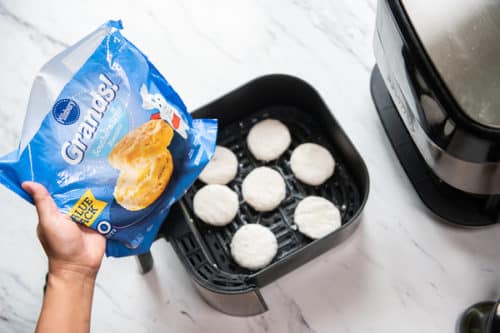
290 143 335 186
246 119 291 161
198 146 238 185
230 224 278 270
242 167 286 212
193 184 239 226
294 196 341 239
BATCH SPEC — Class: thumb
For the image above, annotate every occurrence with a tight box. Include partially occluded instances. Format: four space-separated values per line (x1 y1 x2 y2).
22 181 59 225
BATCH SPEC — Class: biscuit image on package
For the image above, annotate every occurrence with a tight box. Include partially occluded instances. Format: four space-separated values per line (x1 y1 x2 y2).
109 119 175 211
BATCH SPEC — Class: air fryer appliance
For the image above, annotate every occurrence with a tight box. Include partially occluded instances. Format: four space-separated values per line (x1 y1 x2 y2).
138 75 369 316
371 0 500 227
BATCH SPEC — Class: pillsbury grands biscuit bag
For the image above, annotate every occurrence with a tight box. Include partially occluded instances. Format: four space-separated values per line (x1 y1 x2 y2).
0 21 217 257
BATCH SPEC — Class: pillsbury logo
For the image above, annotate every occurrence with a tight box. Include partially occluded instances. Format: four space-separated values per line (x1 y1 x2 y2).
52 99 80 125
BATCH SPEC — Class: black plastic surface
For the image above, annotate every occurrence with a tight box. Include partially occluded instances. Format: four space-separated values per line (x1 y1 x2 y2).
371 66 499 227
161 74 369 294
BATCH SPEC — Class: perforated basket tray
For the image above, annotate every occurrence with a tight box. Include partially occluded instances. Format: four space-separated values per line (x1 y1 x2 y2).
159 74 369 315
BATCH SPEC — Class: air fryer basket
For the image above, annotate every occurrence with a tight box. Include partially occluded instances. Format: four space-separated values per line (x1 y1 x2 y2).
155 75 369 316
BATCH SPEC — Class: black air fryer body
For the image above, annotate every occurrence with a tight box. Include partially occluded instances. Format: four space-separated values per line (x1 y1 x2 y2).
371 0 500 226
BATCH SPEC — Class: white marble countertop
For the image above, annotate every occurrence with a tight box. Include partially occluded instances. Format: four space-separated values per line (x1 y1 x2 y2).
1 0 500 332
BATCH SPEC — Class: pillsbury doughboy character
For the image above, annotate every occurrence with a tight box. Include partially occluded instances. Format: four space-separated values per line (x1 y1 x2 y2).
140 84 189 139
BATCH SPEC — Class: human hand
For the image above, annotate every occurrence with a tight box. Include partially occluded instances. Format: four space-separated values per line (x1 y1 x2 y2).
22 182 106 279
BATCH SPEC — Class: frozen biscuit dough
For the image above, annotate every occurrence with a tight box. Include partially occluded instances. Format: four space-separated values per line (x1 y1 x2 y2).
246 119 291 161
290 143 335 186
193 184 239 226
242 167 286 212
231 224 278 270
294 196 341 239
198 146 238 185
109 119 174 211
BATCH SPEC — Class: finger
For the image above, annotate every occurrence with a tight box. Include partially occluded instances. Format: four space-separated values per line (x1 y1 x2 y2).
22 181 59 225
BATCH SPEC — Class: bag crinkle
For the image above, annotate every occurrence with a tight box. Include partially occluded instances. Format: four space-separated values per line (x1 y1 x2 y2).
0 20 217 257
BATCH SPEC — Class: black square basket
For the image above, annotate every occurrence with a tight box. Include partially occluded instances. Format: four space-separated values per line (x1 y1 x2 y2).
148 74 369 316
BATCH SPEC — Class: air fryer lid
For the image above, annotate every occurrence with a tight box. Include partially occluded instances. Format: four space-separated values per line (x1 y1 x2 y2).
401 0 500 129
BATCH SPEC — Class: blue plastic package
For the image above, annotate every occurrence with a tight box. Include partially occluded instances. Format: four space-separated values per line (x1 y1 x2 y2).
0 20 217 257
